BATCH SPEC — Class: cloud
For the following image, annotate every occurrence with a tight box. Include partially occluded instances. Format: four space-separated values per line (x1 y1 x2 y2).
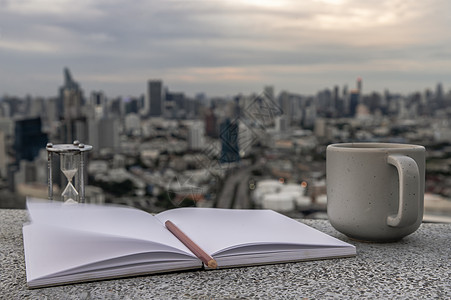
3 0 105 18
0 39 58 53
0 0 450 97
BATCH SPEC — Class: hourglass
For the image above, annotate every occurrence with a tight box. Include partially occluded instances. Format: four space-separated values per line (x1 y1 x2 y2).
47 141 93 203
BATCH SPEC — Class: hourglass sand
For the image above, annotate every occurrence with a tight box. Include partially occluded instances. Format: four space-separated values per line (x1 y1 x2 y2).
47 141 93 203
60 152 80 203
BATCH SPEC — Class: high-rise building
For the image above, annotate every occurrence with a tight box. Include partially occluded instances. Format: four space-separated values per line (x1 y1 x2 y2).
109 97 123 118
279 91 292 125
147 80 163 117
342 85 348 103
58 116 88 146
349 89 360 117
436 83 443 101
264 85 275 102
0 131 7 177
124 97 140 115
0 101 10 118
14 117 48 162
44 98 58 124
435 83 445 109
89 91 107 119
27 97 44 117
314 118 327 138
58 67 82 120
98 118 120 152
186 97 201 119
302 104 316 129
124 113 141 135
63 89 84 143
63 89 83 120
275 115 288 132
205 107 218 138
219 118 240 163
0 118 13 136
357 77 362 94
87 114 119 155
291 95 304 124
188 122 205 150
57 68 85 143
86 111 99 155
165 91 186 119
333 85 340 114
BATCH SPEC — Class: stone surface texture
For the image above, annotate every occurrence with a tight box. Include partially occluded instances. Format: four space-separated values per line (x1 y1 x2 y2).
1 209 450 299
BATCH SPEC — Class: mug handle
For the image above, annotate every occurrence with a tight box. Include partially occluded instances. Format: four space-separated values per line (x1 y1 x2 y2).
386 154 421 227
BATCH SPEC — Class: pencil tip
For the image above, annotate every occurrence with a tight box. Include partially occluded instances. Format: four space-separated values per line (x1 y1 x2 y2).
208 259 218 269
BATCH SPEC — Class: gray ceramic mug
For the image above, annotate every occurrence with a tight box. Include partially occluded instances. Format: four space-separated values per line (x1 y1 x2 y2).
326 143 425 242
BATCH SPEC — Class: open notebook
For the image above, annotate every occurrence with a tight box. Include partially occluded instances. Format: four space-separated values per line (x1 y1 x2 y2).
23 198 356 288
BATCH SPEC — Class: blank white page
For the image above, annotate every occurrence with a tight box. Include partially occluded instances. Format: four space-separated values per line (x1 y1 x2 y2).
156 208 353 256
23 223 198 283
26 198 192 254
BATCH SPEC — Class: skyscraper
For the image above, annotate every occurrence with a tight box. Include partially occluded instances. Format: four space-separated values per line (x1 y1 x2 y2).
14 117 48 162
0 131 6 177
357 77 362 94
436 83 443 100
349 89 360 117
165 90 184 119
264 85 275 102
205 107 218 138
89 91 107 119
333 85 339 113
58 68 85 143
98 118 119 152
147 80 163 117
61 89 86 144
58 67 82 119
219 118 240 163
275 115 288 132
188 122 205 150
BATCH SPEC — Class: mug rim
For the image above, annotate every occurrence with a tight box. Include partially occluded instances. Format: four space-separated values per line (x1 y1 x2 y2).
327 142 425 151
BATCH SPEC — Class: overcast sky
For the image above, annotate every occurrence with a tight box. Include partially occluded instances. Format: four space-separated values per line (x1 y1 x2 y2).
1 0 450 99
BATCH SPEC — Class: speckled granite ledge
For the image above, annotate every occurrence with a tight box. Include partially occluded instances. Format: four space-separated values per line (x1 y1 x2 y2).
1 209 450 299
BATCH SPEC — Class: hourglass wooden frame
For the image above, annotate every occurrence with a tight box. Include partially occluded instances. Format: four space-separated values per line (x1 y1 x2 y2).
46 141 93 203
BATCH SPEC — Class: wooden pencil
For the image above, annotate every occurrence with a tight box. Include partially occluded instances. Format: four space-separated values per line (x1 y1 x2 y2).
165 220 218 269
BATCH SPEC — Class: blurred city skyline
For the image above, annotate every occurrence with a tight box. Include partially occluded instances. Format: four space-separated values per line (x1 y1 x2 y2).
1 0 450 98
